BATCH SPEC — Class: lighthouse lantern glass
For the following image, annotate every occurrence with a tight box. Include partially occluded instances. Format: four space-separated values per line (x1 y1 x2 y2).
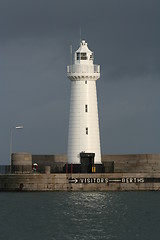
77 52 87 60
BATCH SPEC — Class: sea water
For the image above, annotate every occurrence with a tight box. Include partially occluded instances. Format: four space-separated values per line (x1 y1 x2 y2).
0 192 160 240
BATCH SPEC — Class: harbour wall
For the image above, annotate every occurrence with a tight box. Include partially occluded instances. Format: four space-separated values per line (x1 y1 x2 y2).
102 154 160 173
31 154 160 173
2 153 160 191
1 173 160 191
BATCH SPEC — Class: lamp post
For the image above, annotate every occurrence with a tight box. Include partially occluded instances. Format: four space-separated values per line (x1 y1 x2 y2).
10 125 23 167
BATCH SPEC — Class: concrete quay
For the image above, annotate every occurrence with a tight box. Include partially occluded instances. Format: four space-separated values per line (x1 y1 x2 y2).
1 173 160 191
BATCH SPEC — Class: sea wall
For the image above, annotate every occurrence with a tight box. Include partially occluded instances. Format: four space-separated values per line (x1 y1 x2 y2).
9 153 160 174
102 154 160 173
4 153 160 191
1 173 160 191
30 154 160 173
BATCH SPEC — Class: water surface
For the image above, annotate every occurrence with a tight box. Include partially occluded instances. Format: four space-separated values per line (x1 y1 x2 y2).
0 192 160 240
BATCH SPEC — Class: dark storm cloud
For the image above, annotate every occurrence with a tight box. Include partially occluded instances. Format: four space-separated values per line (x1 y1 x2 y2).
0 0 160 163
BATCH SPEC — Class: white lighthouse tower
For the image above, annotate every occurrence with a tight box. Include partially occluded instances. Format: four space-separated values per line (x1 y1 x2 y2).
67 40 101 166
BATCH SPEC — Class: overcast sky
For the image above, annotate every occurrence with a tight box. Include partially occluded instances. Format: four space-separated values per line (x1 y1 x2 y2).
0 0 160 164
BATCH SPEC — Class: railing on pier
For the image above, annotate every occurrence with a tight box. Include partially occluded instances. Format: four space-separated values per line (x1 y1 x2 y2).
0 163 66 174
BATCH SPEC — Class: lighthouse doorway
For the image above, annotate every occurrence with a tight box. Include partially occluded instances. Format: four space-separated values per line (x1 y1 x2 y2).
80 153 95 173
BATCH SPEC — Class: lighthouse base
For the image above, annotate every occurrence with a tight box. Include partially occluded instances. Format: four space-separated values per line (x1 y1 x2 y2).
63 163 105 174
64 152 104 173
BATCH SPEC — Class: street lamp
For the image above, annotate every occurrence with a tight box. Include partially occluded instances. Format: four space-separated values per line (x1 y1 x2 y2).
10 125 23 165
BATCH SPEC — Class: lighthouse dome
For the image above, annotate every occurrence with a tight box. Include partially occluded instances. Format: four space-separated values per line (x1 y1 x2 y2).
75 40 93 63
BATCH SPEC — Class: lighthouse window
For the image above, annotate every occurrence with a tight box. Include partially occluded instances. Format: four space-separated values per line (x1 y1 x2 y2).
85 81 87 84
85 105 88 112
90 54 93 60
86 127 88 135
81 53 87 60
77 52 87 60
77 52 81 60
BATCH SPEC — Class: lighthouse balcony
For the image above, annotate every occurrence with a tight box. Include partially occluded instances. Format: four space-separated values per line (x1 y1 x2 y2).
67 64 100 74
67 64 100 80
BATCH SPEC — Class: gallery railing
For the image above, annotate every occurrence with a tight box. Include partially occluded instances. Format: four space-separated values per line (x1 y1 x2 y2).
0 164 66 174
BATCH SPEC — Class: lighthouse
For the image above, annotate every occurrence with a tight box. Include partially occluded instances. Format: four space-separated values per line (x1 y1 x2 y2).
67 40 102 172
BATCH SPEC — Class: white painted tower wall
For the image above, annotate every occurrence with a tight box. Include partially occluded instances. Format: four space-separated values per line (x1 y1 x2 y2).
67 40 101 164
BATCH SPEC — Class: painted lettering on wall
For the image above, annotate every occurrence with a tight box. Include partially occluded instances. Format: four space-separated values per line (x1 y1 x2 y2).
68 177 145 184
121 178 144 183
